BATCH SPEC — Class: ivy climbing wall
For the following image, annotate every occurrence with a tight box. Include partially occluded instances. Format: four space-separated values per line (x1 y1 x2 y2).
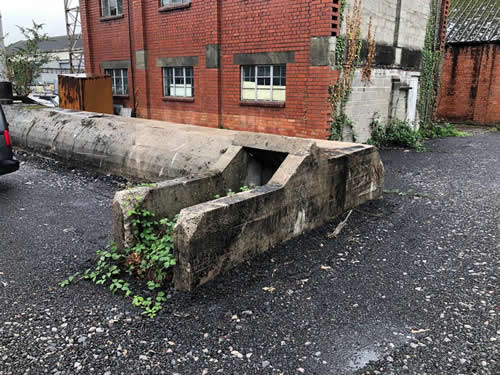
339 0 436 142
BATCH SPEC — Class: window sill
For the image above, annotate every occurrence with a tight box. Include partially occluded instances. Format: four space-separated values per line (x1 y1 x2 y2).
162 96 194 103
113 94 129 98
240 100 285 108
100 14 124 22
159 3 191 12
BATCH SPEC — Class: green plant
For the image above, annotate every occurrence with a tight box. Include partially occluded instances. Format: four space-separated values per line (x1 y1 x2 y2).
419 122 467 138
60 203 178 318
215 185 254 199
368 119 467 151
134 183 156 188
418 0 442 125
330 113 356 142
1 22 52 96
368 118 424 151
328 0 365 141
59 272 81 287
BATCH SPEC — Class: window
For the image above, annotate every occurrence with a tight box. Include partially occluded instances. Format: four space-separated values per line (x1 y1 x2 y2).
241 65 286 102
163 67 194 97
160 0 191 6
101 0 123 17
105 68 129 96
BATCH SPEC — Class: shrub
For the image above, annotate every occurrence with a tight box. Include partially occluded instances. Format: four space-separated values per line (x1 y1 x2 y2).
368 119 468 151
419 122 467 139
368 118 424 151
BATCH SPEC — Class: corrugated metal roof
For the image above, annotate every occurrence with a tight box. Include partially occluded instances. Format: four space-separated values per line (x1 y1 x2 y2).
447 0 500 43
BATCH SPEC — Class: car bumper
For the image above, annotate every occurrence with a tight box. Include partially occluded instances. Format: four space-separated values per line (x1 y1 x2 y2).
0 159 20 176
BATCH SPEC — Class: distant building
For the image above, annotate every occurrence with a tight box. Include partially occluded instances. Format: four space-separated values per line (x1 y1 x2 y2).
8 35 84 88
80 0 449 140
437 0 500 125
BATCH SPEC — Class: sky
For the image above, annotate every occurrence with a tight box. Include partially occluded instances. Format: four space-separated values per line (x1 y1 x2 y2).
1 0 68 45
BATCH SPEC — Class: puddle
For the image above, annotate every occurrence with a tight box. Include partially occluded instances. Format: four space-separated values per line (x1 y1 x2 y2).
347 348 381 370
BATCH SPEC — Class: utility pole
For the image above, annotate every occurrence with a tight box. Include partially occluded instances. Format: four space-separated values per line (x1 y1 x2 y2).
64 0 83 74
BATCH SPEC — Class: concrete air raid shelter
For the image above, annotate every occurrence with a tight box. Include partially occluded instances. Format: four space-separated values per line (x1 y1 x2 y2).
437 0 500 125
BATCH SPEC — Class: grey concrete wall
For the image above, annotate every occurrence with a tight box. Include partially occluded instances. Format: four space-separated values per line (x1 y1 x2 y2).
344 69 420 142
338 0 433 142
398 1 433 50
112 145 249 251
172 142 384 291
345 0 432 50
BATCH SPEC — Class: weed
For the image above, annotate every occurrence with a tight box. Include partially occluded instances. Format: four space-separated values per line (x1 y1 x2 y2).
215 185 254 199
368 118 424 151
134 183 156 188
60 204 178 318
419 123 467 139
59 272 80 287
368 119 467 151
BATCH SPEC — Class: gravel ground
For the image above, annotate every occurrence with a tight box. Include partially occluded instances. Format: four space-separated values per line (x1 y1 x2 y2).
0 132 498 375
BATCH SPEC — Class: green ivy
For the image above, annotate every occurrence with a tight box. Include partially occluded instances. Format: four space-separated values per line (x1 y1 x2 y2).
335 36 346 69
329 0 362 142
418 0 442 125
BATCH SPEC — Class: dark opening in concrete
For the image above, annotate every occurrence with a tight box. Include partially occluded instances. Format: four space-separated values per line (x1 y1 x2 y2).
243 147 287 187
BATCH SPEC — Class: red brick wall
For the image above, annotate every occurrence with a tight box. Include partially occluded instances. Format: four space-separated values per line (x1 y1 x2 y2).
437 43 500 125
80 0 340 139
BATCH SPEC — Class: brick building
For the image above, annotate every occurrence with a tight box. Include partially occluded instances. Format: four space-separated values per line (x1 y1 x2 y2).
81 0 449 140
436 0 500 125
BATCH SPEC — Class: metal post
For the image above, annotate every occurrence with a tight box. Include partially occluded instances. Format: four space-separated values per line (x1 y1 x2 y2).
64 0 84 74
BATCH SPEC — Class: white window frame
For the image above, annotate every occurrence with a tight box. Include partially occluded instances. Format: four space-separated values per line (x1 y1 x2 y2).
160 0 191 7
162 67 194 98
241 64 286 102
101 0 123 17
105 68 129 96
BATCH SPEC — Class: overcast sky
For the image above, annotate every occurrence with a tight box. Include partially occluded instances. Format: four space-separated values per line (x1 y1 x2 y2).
1 0 68 45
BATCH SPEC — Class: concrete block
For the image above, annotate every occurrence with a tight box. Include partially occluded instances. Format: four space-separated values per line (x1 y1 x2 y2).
205 44 220 69
136 50 147 70
310 36 330 66
171 144 384 291
112 133 384 291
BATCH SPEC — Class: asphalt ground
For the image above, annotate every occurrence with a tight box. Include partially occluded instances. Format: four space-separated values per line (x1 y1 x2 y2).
0 130 498 375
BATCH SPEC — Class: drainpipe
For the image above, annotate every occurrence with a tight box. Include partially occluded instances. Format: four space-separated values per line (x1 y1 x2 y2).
127 0 137 117
217 0 223 129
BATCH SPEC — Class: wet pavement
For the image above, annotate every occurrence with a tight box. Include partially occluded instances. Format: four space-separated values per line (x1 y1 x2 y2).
0 131 498 375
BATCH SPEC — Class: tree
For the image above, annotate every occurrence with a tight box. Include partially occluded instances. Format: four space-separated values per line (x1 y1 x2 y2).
1 22 51 97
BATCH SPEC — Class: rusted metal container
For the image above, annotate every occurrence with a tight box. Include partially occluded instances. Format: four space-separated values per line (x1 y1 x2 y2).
58 75 113 114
